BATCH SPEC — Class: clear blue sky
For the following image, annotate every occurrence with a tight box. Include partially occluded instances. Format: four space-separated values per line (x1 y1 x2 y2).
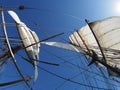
0 0 120 90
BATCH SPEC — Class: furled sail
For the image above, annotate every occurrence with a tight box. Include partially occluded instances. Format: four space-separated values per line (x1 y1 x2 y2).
69 16 120 77
8 10 40 81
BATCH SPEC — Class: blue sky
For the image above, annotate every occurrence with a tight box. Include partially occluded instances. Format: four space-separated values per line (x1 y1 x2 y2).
0 0 120 90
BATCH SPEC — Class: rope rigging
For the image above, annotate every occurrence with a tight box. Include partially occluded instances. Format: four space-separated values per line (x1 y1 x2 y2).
0 5 120 90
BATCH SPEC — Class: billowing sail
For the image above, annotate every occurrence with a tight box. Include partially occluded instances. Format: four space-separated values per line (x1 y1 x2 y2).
69 16 120 77
8 10 40 81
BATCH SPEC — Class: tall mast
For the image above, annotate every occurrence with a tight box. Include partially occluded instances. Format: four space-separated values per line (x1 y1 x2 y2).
85 19 106 62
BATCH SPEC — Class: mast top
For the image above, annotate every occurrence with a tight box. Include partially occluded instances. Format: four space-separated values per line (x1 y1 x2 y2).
0 5 25 11
18 6 25 10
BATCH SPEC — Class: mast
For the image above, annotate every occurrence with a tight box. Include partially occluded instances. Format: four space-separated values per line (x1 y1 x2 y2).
1 7 32 90
85 19 106 62
76 30 90 53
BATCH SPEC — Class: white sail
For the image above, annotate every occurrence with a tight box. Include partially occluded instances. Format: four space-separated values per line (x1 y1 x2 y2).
41 42 84 53
89 16 120 50
69 16 120 77
8 10 21 23
8 10 40 81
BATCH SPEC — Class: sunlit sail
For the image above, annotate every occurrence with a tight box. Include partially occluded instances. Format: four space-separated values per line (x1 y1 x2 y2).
69 17 120 77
